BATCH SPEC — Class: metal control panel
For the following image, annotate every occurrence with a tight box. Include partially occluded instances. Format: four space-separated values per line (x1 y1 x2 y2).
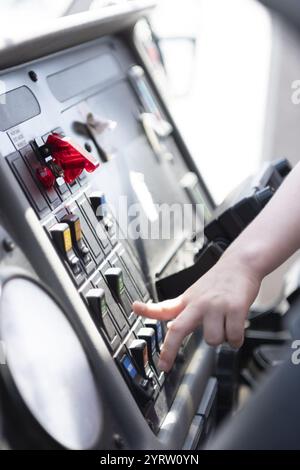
0 1 295 451
0 19 216 447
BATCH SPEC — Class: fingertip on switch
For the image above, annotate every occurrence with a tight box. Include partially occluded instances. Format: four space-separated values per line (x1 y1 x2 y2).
158 360 168 372
132 301 144 314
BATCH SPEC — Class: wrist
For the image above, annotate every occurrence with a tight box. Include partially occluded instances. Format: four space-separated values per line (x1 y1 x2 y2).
222 239 267 283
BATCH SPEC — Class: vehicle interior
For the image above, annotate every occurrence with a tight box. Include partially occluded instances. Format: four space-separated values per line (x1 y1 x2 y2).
0 0 300 450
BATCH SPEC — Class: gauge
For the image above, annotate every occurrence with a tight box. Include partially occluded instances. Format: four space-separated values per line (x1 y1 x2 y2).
0 274 103 449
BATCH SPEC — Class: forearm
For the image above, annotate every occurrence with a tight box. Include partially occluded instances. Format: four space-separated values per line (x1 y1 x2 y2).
133 161 300 369
222 161 300 280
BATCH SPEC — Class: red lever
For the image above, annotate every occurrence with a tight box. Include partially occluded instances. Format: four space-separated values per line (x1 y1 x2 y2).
46 134 99 184
36 166 55 189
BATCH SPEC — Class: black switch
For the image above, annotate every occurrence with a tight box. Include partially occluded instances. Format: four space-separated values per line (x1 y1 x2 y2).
86 288 108 317
105 267 125 302
138 327 160 371
129 339 150 379
274 158 292 179
144 319 164 352
50 222 72 254
62 213 91 265
50 223 81 276
95 278 127 335
119 354 154 406
89 192 115 237
89 192 107 220
105 267 136 323
86 288 117 342
255 186 274 209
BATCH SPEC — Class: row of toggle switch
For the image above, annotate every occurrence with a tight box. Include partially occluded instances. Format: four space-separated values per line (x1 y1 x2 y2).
85 267 134 339
49 191 115 279
119 319 165 407
129 325 161 378
50 215 91 277
48 188 151 352
82 265 164 407
48 183 163 408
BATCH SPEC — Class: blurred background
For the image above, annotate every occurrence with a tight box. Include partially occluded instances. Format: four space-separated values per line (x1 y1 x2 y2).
142 0 272 204
0 0 288 203
1 0 300 306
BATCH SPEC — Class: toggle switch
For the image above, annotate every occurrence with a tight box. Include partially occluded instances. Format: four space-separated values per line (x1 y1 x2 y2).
104 267 135 322
138 327 160 372
86 288 108 317
36 166 56 190
32 138 64 184
86 288 117 341
105 267 125 301
120 354 154 405
62 214 91 265
129 339 151 379
50 223 81 275
90 192 115 236
89 192 108 221
41 133 100 185
144 319 164 352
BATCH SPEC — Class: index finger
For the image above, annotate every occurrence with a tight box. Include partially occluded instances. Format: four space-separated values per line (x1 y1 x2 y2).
158 306 201 372
132 296 185 321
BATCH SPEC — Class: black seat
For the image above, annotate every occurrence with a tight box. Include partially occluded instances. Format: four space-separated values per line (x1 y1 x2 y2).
207 297 300 449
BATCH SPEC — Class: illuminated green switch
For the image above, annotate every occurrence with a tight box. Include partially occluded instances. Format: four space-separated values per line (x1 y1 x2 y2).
104 267 125 302
86 288 117 342
104 267 135 322
86 288 108 317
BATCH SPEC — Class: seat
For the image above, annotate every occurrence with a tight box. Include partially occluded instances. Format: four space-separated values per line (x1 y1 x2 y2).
207 297 300 449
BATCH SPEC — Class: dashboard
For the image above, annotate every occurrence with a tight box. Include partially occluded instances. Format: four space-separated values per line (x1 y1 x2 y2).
0 0 295 451
0 2 217 450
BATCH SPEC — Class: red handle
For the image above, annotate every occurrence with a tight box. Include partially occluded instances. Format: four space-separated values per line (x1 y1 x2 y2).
46 134 100 184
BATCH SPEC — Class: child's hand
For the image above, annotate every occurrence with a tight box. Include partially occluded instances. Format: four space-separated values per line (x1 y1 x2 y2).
133 256 261 372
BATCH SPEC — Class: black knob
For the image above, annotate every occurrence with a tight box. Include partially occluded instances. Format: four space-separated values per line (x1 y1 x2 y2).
274 158 292 178
255 186 274 208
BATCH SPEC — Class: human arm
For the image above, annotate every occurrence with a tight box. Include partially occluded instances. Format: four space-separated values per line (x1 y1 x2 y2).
133 162 300 372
